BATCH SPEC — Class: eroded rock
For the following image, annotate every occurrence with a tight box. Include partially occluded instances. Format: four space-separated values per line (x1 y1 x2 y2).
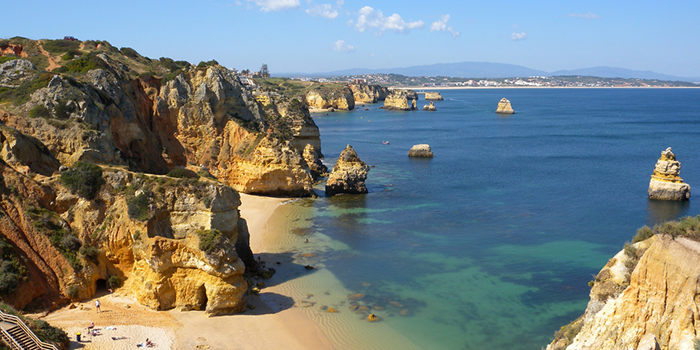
325 145 370 196
648 147 691 201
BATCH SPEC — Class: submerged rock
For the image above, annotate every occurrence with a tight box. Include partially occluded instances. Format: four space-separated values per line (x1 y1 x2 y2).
366 313 379 322
408 144 434 158
495 98 514 114
648 147 691 201
325 145 370 196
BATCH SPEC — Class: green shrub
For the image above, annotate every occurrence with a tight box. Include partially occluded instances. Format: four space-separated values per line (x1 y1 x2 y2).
197 229 223 254
42 39 80 54
166 168 199 179
0 56 17 64
58 53 108 74
197 59 219 69
79 245 99 264
107 275 122 290
60 161 105 199
53 100 70 119
28 105 50 119
632 226 654 243
60 234 81 252
66 285 78 298
127 193 150 221
31 319 69 348
120 47 140 58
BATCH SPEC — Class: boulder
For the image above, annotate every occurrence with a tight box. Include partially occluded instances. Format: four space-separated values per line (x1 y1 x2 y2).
408 144 433 158
648 147 691 201
423 102 437 111
325 145 370 196
495 98 514 114
424 92 444 101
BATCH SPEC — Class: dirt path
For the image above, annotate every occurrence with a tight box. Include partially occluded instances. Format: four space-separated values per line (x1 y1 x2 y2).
37 41 59 71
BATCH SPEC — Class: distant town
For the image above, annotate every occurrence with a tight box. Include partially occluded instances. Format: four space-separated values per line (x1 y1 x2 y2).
273 73 698 88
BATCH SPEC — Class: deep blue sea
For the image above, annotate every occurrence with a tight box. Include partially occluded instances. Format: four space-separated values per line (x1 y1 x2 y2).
277 88 700 350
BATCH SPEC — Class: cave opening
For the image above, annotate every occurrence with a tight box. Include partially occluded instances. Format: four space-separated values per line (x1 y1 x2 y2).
198 285 208 311
95 278 109 297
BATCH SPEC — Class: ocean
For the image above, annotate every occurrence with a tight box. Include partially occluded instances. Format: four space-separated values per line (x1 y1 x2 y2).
262 88 700 350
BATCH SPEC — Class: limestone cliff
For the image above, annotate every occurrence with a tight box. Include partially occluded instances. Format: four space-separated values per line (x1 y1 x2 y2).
349 84 389 104
305 86 355 111
496 97 514 114
383 89 417 111
325 145 369 196
548 224 700 350
648 147 691 201
0 38 322 197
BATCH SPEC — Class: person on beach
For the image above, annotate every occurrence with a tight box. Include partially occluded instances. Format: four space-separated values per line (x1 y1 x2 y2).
95 299 101 313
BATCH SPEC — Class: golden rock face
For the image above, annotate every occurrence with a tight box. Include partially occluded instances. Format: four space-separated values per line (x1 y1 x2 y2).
551 235 700 350
305 88 355 110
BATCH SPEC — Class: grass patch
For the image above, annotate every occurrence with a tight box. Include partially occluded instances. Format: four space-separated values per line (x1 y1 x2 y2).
197 229 224 254
28 105 50 119
55 52 108 74
0 71 53 106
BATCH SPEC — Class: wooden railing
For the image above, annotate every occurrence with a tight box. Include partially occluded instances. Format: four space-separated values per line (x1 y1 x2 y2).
0 326 23 350
0 310 59 350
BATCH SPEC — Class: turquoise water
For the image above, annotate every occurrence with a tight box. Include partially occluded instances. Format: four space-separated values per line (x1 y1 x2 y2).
290 89 700 349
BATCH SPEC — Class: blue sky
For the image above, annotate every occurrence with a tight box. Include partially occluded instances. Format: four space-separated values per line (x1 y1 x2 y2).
4 0 700 77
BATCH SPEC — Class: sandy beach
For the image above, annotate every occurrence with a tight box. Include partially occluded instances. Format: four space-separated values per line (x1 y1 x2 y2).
40 193 335 350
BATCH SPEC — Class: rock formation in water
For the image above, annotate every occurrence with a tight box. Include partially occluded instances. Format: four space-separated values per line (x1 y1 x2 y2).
305 86 355 111
648 147 691 201
423 102 437 111
547 231 700 350
383 90 418 111
495 97 514 114
325 144 370 195
349 84 389 104
0 37 321 314
424 92 444 101
408 144 434 158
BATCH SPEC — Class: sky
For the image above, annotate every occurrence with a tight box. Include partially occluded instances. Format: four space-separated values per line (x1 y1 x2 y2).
3 0 700 77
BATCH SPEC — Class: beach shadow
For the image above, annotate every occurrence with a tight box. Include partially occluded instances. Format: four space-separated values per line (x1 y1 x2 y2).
244 292 296 315
69 341 88 349
254 252 320 289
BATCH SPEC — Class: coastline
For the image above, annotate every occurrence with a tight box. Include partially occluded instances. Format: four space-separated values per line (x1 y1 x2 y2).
41 193 334 350
392 85 700 90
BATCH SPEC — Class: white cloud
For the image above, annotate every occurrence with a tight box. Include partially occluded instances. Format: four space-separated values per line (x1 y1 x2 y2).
350 6 425 34
430 15 449 32
430 14 460 38
306 3 338 18
568 12 601 19
511 32 527 41
333 40 355 52
246 0 300 12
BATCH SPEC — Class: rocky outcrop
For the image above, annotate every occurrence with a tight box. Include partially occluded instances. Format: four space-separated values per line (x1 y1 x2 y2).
408 144 434 158
495 98 514 114
0 59 37 87
305 86 355 111
303 144 328 178
547 234 700 350
383 90 417 111
648 147 691 201
325 145 369 196
349 84 390 104
0 43 321 196
423 102 437 111
424 92 443 101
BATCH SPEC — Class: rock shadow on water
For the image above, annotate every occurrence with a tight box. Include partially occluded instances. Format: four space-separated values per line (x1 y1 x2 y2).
245 292 296 315
646 199 690 225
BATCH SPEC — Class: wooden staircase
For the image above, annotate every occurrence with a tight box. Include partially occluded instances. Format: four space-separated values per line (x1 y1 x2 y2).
0 311 58 350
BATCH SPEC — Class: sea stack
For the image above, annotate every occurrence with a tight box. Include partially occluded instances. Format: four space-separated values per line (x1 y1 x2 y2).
325 145 370 196
408 144 434 158
648 147 691 201
423 102 437 111
495 98 514 114
424 92 444 101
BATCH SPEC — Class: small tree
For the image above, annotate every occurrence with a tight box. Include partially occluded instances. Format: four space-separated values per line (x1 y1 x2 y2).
260 64 269 78
60 162 105 200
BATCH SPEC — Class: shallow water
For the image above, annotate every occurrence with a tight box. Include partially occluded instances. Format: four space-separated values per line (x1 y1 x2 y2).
269 88 700 350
